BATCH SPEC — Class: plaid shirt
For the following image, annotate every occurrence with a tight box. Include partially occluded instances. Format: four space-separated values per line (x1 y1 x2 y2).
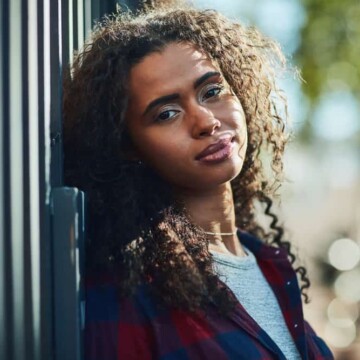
85 231 334 359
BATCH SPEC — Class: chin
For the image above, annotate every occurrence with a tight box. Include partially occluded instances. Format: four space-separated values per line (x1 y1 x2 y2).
233 160 245 178
167 160 245 191
223 157 244 176
203 166 243 189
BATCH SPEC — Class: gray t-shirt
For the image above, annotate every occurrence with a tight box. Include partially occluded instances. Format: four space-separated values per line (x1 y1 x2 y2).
211 247 301 360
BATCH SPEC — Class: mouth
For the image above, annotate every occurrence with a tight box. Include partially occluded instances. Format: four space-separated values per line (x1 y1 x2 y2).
195 135 235 163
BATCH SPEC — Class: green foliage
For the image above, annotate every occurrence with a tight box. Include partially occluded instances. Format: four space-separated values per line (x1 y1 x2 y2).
296 0 360 101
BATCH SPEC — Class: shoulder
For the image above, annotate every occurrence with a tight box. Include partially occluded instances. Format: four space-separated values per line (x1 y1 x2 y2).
303 321 334 359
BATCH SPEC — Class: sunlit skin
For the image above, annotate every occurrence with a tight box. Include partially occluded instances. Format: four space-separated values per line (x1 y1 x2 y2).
125 42 248 256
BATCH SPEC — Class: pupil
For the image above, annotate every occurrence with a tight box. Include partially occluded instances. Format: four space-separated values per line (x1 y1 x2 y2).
207 88 218 98
160 111 169 120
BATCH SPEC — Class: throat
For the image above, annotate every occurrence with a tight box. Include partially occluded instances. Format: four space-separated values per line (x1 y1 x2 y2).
208 234 247 257
175 182 246 256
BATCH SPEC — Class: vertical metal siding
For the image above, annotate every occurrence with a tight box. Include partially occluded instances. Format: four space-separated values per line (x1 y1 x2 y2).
1 0 54 358
9 0 25 358
52 188 85 360
0 0 4 353
39 0 55 357
50 0 64 187
0 1 139 359
0 0 11 357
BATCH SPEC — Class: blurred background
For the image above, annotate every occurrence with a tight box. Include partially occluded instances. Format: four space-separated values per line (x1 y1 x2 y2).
1 0 359 359
194 0 360 358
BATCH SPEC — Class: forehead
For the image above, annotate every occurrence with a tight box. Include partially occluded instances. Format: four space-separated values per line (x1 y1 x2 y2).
127 42 219 103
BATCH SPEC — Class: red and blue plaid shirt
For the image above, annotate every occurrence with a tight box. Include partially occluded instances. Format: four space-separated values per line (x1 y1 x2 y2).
85 231 333 359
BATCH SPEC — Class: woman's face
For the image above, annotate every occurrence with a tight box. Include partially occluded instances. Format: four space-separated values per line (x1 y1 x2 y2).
125 42 247 193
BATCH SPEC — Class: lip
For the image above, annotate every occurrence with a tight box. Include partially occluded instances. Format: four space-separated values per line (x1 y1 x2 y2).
195 135 234 163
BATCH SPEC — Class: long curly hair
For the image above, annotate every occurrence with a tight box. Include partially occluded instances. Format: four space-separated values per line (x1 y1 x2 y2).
63 3 310 314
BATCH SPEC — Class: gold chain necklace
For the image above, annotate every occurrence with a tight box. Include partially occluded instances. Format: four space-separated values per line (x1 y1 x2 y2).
203 230 237 236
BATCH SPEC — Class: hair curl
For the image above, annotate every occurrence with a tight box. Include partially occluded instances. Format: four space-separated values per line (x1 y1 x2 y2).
63 4 310 314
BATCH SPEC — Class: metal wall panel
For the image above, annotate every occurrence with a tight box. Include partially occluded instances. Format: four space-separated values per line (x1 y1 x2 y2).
1 0 55 358
10 0 26 358
52 188 85 360
40 0 55 358
0 1 139 359
0 0 10 357
50 0 64 187
0 0 4 353
51 0 86 358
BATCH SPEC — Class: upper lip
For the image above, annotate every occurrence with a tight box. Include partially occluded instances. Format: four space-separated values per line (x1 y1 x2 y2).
195 134 234 160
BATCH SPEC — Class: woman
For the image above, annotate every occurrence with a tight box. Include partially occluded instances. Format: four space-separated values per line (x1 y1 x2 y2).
64 2 333 359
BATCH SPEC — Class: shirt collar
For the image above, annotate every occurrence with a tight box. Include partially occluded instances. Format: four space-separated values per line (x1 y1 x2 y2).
238 229 289 261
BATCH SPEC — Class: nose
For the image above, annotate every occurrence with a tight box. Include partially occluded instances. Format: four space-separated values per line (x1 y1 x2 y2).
190 105 221 138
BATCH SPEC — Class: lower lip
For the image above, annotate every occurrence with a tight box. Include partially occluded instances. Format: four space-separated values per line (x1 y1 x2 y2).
197 141 234 164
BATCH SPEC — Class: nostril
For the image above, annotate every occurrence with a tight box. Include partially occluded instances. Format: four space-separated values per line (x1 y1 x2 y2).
193 117 221 138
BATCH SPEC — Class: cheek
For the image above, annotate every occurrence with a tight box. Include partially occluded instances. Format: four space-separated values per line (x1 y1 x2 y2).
240 132 248 159
136 134 186 168
214 98 246 125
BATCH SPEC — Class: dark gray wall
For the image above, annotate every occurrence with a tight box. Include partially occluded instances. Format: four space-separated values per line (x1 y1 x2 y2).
0 0 141 359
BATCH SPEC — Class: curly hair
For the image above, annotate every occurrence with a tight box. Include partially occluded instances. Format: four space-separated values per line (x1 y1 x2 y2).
63 3 310 314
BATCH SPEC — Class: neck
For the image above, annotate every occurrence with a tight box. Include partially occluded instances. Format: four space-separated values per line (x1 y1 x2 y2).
175 182 246 257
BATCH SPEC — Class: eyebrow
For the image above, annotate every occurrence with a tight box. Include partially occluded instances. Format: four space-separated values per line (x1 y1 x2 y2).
193 71 221 89
142 71 221 116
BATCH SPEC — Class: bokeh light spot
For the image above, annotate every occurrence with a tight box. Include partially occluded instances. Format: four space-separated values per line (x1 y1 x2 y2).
328 238 360 271
324 321 356 348
334 269 360 303
327 298 359 328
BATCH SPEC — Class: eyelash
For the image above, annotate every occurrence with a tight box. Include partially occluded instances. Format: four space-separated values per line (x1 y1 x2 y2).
202 84 225 101
154 83 225 123
156 109 180 122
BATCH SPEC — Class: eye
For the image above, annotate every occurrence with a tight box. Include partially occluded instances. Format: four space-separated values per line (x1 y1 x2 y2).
202 85 224 101
155 109 180 123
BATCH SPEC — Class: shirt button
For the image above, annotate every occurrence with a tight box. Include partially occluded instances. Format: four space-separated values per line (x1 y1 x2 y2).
294 323 298 328
287 281 291 285
275 250 280 255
